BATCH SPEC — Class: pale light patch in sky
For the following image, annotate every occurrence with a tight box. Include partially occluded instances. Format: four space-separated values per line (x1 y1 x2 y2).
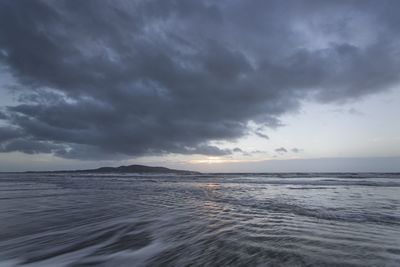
231 88 400 158
165 88 400 171
274 88 400 158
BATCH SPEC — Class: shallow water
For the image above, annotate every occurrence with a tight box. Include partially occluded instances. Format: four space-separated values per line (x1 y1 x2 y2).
0 173 399 266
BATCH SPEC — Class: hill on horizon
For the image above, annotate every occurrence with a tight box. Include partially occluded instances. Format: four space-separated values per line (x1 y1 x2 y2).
25 164 199 174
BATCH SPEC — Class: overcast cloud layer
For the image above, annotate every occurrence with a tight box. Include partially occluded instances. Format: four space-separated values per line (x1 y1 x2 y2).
1 0 400 159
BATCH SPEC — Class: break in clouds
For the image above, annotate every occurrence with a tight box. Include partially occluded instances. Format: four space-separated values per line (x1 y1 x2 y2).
0 0 400 159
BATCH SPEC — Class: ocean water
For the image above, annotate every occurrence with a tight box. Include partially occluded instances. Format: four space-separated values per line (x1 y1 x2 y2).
0 173 399 267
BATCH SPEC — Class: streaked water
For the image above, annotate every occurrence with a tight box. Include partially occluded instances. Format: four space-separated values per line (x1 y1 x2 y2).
0 173 399 266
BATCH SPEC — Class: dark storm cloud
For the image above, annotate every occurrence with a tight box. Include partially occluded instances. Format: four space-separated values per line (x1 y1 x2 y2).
1 0 400 159
1 139 63 154
0 127 22 142
0 111 7 120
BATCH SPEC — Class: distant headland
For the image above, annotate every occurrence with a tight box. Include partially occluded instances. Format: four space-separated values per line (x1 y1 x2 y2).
24 164 200 174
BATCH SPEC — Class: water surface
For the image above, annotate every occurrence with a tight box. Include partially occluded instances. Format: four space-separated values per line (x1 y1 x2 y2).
0 173 399 266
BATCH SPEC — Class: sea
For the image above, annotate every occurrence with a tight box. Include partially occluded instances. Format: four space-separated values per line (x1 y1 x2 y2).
0 172 399 266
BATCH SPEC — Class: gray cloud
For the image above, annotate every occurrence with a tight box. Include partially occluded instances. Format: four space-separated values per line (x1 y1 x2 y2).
291 148 302 153
348 108 364 116
255 132 270 140
251 150 267 154
332 108 365 116
275 147 302 154
1 0 400 159
233 148 243 153
275 147 288 153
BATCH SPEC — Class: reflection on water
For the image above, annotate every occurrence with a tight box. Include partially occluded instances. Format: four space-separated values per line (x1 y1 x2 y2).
0 173 399 266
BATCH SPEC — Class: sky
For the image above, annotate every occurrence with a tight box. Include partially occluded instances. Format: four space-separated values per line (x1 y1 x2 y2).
0 0 400 172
